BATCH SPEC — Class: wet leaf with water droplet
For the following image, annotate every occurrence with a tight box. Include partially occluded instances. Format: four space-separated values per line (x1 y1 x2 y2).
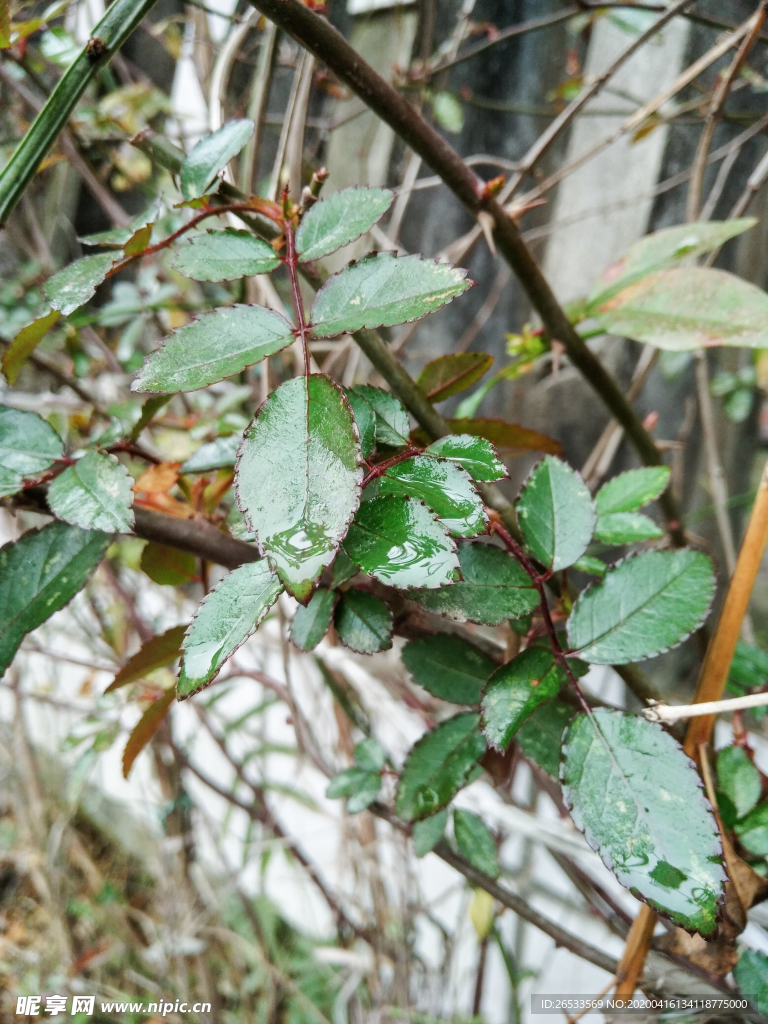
424 434 506 482
562 709 725 934
236 375 363 600
347 385 409 448
379 456 486 537
178 560 283 698
395 712 485 822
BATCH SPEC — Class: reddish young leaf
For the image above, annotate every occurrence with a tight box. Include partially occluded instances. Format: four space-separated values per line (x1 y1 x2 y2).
105 625 186 693
122 688 175 778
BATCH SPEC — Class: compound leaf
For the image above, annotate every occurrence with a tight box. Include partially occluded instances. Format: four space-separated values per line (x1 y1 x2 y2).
334 589 392 654
567 549 715 664
516 456 595 571
453 808 498 878
0 405 63 497
43 252 115 316
0 522 110 674
133 305 294 394
717 746 761 820
290 588 335 652
482 647 563 751
562 709 726 934
347 385 409 447
47 450 134 532
595 466 671 514
379 455 487 537
106 624 186 692
178 560 282 698
402 635 493 704
424 435 506 482
295 186 393 262
417 353 493 403
593 512 663 545
173 229 281 281
409 541 538 624
343 495 459 590
395 712 485 822
593 267 768 352
310 253 471 338
236 374 362 601
180 119 254 200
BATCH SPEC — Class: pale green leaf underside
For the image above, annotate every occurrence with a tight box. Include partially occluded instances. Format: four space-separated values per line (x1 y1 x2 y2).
344 495 459 590
562 709 725 934
594 267 768 352
310 253 471 338
588 218 756 308
182 433 241 473
409 541 538 624
180 119 255 200
380 455 487 537
0 522 110 675
295 186 393 263
47 450 134 532
43 252 115 316
178 560 282 698
334 589 392 654
0 405 63 497
517 456 595 571
482 647 562 751
133 305 294 394
567 548 715 664
235 375 363 600
173 229 281 281
395 712 485 822
402 634 493 704
595 466 671 514
425 435 506 482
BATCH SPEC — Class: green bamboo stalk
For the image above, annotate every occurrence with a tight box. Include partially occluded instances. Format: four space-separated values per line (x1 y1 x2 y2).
0 0 159 227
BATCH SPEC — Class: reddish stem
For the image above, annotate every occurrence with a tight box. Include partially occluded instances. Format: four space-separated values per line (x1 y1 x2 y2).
361 446 420 488
283 214 310 376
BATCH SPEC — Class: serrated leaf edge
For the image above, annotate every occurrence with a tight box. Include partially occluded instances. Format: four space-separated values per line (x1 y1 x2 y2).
297 186 395 263
171 229 281 283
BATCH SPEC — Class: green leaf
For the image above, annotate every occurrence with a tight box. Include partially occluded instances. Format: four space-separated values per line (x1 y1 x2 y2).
181 434 240 473
409 541 538 624
180 119 255 200
593 267 768 352
402 635 493 704
347 385 409 447
561 709 725 934
516 700 574 776
326 766 381 812
516 456 595 571
728 640 768 692
395 712 485 822
2 308 61 384
106 624 186 692
0 405 63 497
43 253 115 316
482 647 563 751
593 511 663 545
734 948 768 1013
343 388 376 458
330 550 358 588
47 450 134 532
588 219 757 308
444 418 562 455
0 522 110 674
236 375 362 600
141 542 199 586
355 737 387 771
413 809 448 856
416 353 493 403
290 588 335 651
295 186 393 263
735 802 768 855
453 809 498 877
133 305 294 394
424 435 506 482
310 253 471 338
595 466 671 514
567 549 715 664
343 495 459 590
334 589 392 654
572 556 607 578
433 92 464 134
178 560 282 698
173 229 280 281
379 455 487 537
717 746 761 819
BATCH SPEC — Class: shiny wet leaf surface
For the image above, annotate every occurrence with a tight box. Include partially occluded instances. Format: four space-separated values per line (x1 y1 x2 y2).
379 455 486 537
482 647 564 751
424 434 506 482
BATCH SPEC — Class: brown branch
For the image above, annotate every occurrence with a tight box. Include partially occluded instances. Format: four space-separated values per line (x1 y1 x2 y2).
242 0 684 544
